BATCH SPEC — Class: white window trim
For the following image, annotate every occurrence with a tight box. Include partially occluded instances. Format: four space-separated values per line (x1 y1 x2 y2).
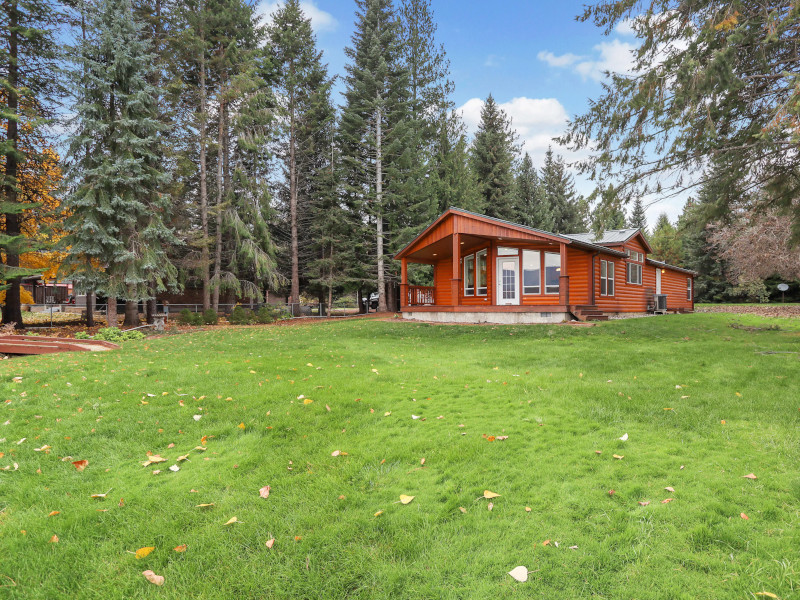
522 249 541 295
476 250 487 296
627 262 642 285
601 260 615 296
464 254 475 296
544 252 560 295
687 277 692 301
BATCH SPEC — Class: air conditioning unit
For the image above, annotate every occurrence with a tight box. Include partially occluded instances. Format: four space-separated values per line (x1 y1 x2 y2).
655 294 667 312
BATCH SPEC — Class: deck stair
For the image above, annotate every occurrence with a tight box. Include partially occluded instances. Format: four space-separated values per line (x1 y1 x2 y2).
0 335 120 355
571 305 609 322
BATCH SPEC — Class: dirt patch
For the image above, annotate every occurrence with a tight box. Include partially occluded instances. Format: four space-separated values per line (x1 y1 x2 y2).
696 305 800 318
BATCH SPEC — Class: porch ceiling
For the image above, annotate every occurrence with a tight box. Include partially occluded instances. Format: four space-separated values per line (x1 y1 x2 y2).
404 233 562 263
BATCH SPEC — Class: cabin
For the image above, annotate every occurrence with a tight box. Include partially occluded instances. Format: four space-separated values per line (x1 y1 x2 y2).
394 208 695 324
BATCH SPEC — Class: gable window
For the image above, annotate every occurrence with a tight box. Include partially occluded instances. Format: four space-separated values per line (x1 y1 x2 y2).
464 255 475 296
476 250 487 295
600 260 614 296
544 252 560 294
687 277 692 301
627 262 642 285
522 250 541 294
625 249 644 262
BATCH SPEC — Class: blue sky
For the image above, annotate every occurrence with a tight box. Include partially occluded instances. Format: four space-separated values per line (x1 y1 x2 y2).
257 1 684 227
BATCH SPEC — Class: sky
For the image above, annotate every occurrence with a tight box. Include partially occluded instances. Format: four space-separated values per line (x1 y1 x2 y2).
256 0 686 228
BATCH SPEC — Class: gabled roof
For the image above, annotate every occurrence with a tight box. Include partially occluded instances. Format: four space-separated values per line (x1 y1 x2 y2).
394 208 628 260
563 227 653 253
646 258 697 276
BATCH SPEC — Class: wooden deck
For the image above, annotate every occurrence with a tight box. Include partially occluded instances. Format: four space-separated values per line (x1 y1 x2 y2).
0 335 120 355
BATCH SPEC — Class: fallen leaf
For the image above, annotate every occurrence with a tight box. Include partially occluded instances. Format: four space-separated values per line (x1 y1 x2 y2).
661 498 674 504
525 506 531 512
72 459 88 472
90 490 110 499
459 507 467 514
569 545 578 550
384 411 391 417
721 420 726 425
224 517 240 525
331 450 341 457
399 495 415 505
325 404 331 412
486 435 496 441
754 592 778 598
487 502 493 511
169 465 180 472
411 415 420 420
508 566 528 582
612 454 624 460
302 398 313 405
619 433 628 441
135 546 155 559
639 501 650 506
608 489 615 496
743 473 757 480
373 510 383 517
34 445 51 452
420 458 425 465
142 570 164 586
49 534 59 543
594 450 602 454
740 512 749 520
193 415 202 421
238 423 246 430
665 487 675 492
294 536 302 541
483 490 501 499
141 455 167 467
195 503 214 508
119 498 125 507
259 485 271 499
542 539 551 547
265 538 275 549
48 511 60 517
174 544 187 552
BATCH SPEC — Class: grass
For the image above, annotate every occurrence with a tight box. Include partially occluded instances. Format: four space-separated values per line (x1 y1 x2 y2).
1 314 799 599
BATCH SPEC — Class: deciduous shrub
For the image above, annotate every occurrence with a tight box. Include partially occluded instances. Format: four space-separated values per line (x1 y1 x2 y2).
202 309 219 325
94 327 146 342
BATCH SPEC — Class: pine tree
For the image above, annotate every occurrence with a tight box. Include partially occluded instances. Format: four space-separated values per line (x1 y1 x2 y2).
629 197 647 232
0 0 64 327
591 184 627 233
539 147 584 233
470 94 518 221
649 213 683 265
62 0 177 327
515 152 551 229
431 111 481 214
340 0 411 312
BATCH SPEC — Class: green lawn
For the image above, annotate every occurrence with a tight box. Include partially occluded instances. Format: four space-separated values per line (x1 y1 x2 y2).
1 314 799 599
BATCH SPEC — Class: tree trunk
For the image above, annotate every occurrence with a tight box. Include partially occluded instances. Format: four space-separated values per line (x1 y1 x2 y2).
86 290 95 328
211 96 225 311
327 245 333 314
376 106 387 313
123 300 139 327
289 81 300 306
199 32 210 310
2 4 22 329
106 296 118 328
146 293 156 324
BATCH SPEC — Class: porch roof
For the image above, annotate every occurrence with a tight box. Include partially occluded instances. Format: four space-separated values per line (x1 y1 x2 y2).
395 208 627 262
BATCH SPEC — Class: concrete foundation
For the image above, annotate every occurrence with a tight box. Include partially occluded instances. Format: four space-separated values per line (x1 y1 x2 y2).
403 311 570 324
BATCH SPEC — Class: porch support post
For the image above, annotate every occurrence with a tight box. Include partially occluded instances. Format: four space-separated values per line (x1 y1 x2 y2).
400 258 408 308
451 233 461 306
559 242 570 306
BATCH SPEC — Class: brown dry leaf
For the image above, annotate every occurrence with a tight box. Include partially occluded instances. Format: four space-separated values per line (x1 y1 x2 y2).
399 495 415 505
142 570 164 586
420 458 425 465
325 404 331 412
48 511 60 517
459 507 467 514
542 539 551 547
119 498 125 507
594 450 602 454
90 491 110 499
49 534 59 543
72 459 88 472
743 473 758 480
740 513 750 520
331 450 341 457
612 454 624 460
661 498 674 504
487 502 493 511
176 454 190 463
174 544 187 552
135 546 155 559
265 538 275 549
525 506 531 512
259 485 271 499
141 455 167 467
224 517 240 525
639 501 650 506
665 487 675 493
483 490 501 499
486 435 496 442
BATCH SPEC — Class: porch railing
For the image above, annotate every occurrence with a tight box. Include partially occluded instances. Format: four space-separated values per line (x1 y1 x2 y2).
407 285 435 306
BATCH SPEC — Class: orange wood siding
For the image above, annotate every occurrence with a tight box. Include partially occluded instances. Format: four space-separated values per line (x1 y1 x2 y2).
433 258 453 306
566 247 591 306
661 269 694 311
594 256 652 313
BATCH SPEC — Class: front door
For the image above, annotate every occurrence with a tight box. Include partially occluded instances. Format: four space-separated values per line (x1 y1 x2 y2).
656 268 662 294
496 256 520 305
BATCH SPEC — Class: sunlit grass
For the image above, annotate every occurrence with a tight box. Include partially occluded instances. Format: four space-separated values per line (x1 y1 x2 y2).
1 314 798 599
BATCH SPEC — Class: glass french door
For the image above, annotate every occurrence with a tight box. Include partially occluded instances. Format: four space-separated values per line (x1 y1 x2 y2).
496 257 520 305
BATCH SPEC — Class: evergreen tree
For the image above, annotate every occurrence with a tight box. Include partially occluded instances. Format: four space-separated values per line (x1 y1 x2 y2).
539 147 584 233
591 184 626 233
431 111 482 214
649 213 683 265
0 0 65 327
62 0 177 327
470 94 518 221
629 197 647 232
340 0 411 312
514 152 551 229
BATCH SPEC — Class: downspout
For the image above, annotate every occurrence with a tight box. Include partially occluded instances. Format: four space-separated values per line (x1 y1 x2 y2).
590 252 599 306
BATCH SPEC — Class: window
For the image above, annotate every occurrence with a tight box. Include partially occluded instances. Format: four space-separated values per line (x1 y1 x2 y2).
476 250 487 295
601 260 614 296
497 246 518 256
464 255 475 296
544 252 560 294
627 262 642 285
625 249 644 262
522 250 541 294
687 277 692 301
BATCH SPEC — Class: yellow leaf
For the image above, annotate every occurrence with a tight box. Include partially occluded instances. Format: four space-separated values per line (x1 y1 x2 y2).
238 423 246 430
48 511 60 517
141 455 167 467
224 517 239 525
754 593 778 599
525 507 531 512
174 544 187 552
135 546 155 559
483 490 501 499
612 454 624 460
303 398 313 405
399 495 415 505
265 538 275 549
459 507 467 514
374 510 383 517
49 534 59 543
195 503 215 508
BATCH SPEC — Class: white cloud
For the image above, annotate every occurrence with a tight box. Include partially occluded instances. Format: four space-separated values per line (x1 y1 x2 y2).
539 39 637 82
256 1 338 33
615 18 637 36
484 54 504 68
537 50 582 68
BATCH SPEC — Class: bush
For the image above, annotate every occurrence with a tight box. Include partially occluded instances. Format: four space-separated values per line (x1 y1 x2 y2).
74 331 91 340
202 309 219 325
94 327 146 342
255 305 288 324
228 306 254 325
177 309 195 325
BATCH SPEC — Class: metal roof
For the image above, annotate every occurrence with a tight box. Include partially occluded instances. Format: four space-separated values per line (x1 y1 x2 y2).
563 228 640 245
